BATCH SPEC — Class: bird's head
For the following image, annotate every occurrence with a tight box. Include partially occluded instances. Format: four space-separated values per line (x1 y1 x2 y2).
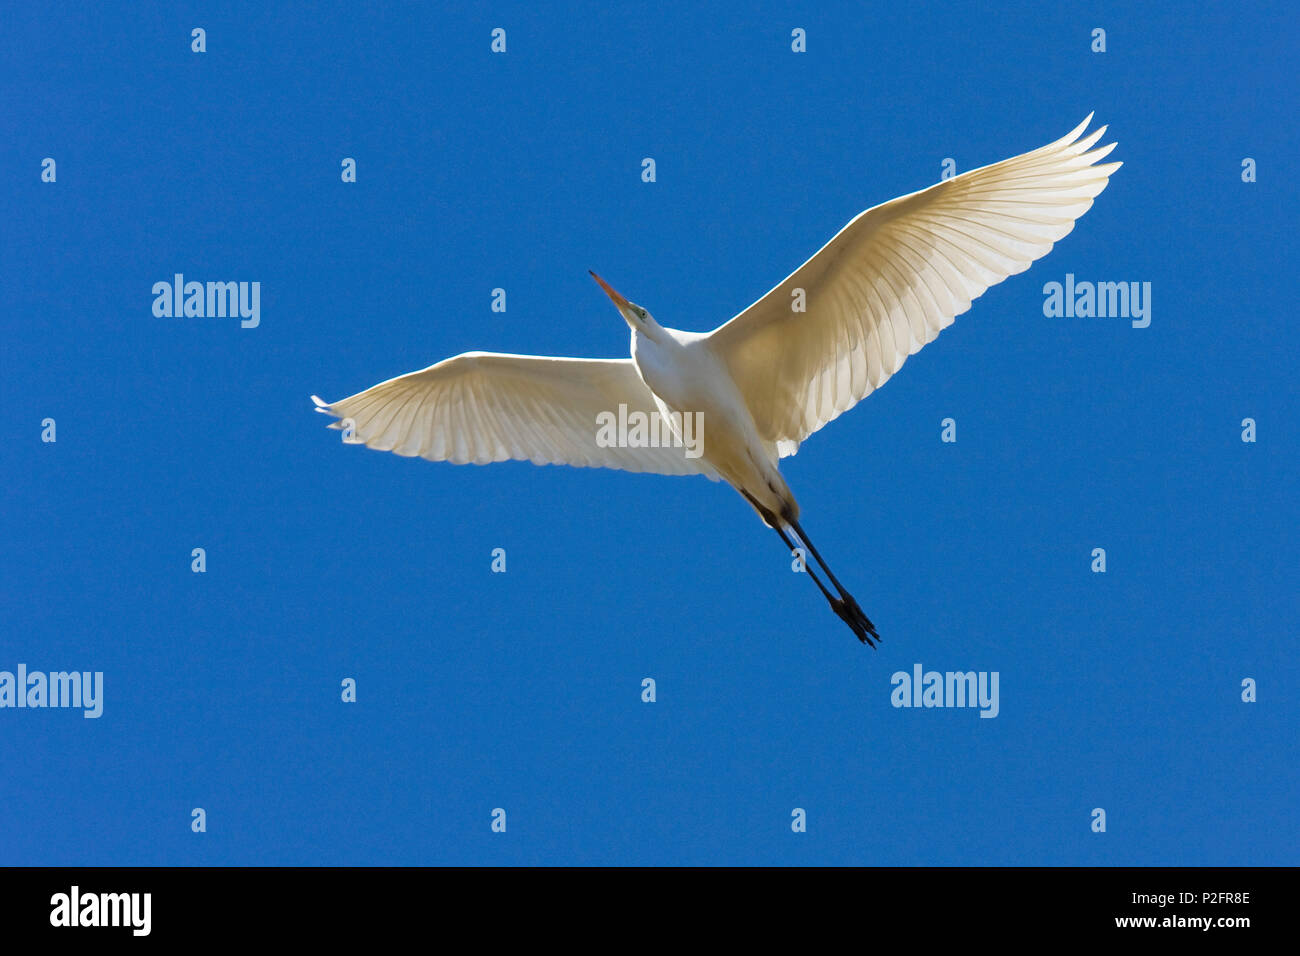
590 270 655 332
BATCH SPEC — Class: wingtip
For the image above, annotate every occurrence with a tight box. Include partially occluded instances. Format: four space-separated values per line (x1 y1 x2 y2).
311 394 331 412
1052 112 1098 151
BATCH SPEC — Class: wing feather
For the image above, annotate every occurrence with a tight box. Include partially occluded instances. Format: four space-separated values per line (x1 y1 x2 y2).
709 115 1119 454
313 352 718 478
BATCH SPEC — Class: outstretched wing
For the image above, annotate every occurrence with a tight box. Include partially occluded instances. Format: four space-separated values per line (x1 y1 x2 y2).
313 351 717 478
708 115 1120 456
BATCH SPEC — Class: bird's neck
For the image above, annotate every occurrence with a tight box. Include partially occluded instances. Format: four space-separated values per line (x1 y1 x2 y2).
632 315 673 348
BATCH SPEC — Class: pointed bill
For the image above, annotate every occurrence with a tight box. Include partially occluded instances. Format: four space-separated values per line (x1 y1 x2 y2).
589 270 631 311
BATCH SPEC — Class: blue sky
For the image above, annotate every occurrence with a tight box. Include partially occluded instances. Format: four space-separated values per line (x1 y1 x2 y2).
2 1 1295 865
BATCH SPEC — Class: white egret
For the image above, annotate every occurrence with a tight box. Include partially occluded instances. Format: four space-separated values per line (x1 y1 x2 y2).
313 115 1119 646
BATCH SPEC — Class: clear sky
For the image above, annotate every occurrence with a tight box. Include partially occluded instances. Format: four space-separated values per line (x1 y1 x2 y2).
2 1 1295 865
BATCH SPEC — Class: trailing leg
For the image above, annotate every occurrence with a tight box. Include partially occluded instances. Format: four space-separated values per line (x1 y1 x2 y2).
743 491 880 647
786 514 881 647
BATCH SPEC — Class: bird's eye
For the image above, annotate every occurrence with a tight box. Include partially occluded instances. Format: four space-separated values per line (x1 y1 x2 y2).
637 308 647 319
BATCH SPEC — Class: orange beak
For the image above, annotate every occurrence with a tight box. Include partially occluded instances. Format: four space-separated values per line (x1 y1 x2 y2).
589 270 631 311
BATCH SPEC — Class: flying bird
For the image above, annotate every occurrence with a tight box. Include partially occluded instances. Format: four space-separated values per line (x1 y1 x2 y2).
313 115 1119 646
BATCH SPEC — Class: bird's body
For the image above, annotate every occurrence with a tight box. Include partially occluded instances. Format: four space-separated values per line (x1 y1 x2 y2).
313 115 1120 645
628 317 798 524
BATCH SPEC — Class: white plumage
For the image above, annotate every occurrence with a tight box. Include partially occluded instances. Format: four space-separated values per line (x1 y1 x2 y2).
314 115 1119 645
314 353 716 477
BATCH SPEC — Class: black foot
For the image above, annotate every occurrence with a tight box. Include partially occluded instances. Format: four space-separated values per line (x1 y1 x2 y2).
831 595 881 648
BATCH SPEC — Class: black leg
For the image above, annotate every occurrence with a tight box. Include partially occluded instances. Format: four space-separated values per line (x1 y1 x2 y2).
787 515 881 647
772 524 836 604
787 516 849 596
743 491 880 647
